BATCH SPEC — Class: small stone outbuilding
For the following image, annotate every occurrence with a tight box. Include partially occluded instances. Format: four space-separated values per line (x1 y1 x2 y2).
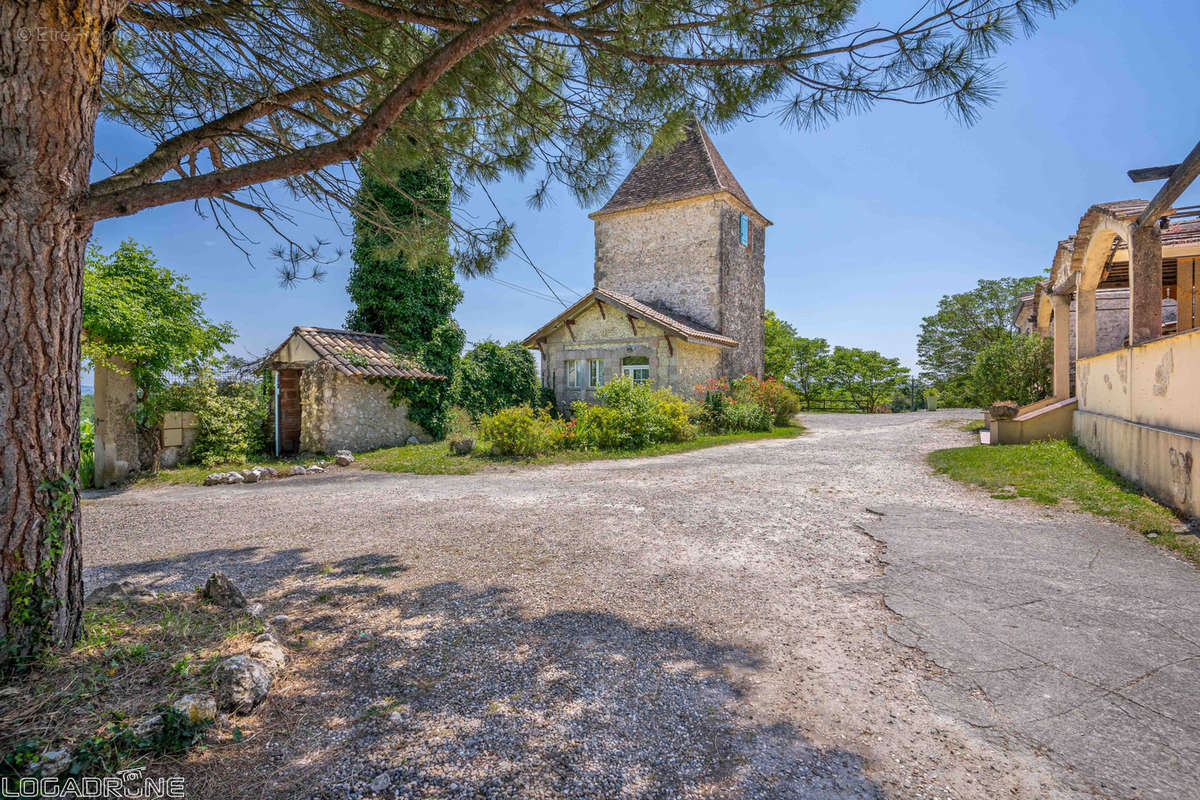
265 326 444 455
524 116 770 406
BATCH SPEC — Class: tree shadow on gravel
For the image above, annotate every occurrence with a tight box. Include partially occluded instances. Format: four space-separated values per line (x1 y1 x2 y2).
153 571 883 800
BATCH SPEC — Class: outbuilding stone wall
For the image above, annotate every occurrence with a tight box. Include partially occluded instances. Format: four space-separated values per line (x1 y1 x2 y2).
298 361 429 453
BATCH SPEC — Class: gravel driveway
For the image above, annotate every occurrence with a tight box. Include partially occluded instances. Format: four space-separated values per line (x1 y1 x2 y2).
82 411 1196 799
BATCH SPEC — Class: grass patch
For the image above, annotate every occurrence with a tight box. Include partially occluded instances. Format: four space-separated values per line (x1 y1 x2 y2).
930 438 1198 566
135 425 805 484
1 593 262 777
359 424 806 475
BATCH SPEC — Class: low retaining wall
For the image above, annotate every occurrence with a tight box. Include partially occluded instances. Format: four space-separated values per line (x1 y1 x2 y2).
1074 411 1199 517
1074 327 1200 518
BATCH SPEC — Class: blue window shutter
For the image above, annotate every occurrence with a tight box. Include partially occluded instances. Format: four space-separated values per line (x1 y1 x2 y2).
739 213 749 246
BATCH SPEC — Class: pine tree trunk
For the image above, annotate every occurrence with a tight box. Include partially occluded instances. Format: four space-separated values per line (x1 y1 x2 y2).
1 0 120 669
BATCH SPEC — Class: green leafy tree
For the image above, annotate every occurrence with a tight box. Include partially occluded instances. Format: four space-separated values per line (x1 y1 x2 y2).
970 333 1053 407
917 276 1042 405
453 341 541 419
83 240 235 421
764 311 832 410
2 0 1070 666
346 168 466 437
828 347 910 412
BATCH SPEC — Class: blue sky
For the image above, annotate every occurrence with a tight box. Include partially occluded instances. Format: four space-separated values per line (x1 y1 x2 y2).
89 0 1200 375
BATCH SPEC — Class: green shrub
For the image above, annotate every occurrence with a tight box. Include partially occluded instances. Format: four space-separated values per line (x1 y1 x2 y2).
569 378 696 449
453 341 542 419
653 390 696 442
164 376 267 466
724 401 772 432
479 405 562 457
79 418 95 488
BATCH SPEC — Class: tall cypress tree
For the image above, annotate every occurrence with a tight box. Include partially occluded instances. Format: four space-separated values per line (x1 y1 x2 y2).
347 167 466 438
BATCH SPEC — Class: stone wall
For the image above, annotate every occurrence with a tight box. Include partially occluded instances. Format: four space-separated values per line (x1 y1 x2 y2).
717 204 765 378
93 358 139 488
593 199 722 329
538 302 723 408
298 361 429 453
1068 289 1177 357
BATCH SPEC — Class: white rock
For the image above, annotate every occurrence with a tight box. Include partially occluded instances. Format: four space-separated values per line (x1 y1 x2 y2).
213 656 272 713
289 465 307 476
225 471 244 484
172 693 217 724
306 465 325 474
335 454 354 466
370 772 392 794
247 639 288 673
132 713 164 737
268 614 291 632
244 602 265 619
241 469 259 483
204 473 224 486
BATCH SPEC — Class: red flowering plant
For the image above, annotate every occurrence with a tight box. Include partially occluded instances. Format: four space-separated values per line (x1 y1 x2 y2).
730 375 801 426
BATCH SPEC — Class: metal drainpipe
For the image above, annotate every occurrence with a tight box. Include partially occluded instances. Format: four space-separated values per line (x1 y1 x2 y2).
273 370 280 457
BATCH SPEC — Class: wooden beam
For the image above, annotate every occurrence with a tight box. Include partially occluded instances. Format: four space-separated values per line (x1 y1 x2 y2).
563 321 576 342
1128 164 1178 183
664 335 673 357
1135 138 1200 228
627 314 638 336
596 299 606 320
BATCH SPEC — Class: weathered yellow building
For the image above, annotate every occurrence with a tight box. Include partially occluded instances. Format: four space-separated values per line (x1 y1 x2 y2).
524 118 770 406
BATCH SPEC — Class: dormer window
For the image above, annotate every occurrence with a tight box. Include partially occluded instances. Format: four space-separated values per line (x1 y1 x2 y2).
739 213 749 246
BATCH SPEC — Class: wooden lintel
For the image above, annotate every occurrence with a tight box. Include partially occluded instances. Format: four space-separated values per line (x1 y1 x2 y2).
627 314 638 336
596 299 606 319
664 335 673 356
1135 138 1200 228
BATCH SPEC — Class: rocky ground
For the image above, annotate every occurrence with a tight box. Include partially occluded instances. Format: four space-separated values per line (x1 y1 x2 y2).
81 411 1194 799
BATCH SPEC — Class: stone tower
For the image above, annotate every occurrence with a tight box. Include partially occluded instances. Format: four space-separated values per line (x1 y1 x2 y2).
589 117 769 378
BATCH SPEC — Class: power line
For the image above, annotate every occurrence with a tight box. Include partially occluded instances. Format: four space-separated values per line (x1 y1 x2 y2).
478 182 582 307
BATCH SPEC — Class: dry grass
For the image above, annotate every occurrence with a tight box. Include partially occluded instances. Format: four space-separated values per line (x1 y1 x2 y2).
0 594 263 777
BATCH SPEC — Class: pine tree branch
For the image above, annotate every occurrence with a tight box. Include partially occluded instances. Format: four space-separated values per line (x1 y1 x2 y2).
84 0 544 220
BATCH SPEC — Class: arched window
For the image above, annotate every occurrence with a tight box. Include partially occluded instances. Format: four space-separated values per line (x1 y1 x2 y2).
621 356 650 383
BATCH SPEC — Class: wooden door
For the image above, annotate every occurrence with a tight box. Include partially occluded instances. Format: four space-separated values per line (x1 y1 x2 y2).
277 369 302 454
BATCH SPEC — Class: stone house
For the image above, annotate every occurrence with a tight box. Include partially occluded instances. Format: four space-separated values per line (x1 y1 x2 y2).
524 117 770 406
265 326 444 454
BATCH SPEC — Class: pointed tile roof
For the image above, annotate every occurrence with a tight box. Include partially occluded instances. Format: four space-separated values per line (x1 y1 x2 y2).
591 117 767 222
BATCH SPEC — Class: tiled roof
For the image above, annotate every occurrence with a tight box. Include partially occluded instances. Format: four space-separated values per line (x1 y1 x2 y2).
522 288 739 349
592 117 765 221
282 326 445 379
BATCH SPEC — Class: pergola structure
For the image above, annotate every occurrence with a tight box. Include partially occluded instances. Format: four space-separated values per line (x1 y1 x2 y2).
1036 142 1200 398
1017 139 1200 516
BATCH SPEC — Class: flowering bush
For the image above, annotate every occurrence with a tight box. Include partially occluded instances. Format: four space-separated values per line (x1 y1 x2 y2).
731 375 800 425
479 405 563 457
692 375 783 433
